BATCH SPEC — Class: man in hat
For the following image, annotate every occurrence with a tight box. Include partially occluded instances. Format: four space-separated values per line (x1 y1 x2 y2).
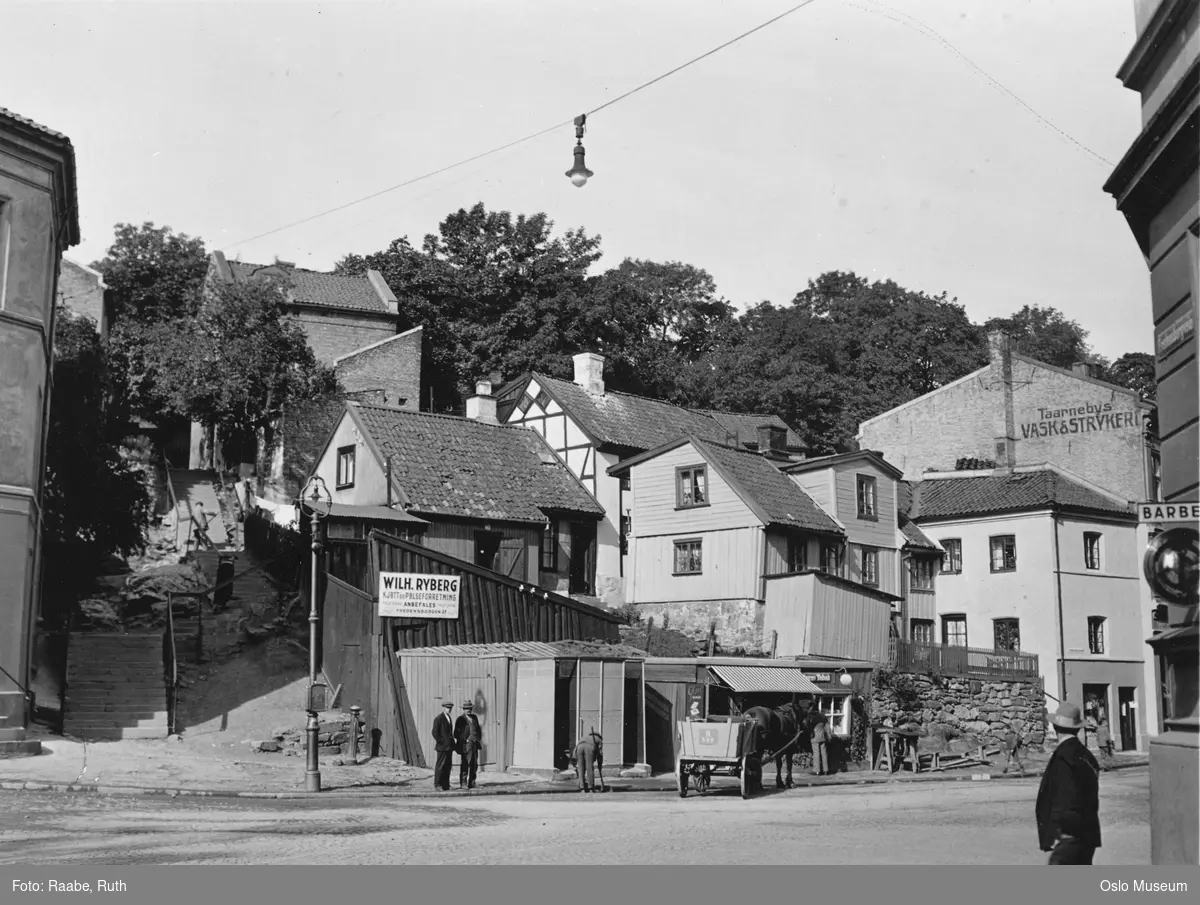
1003 722 1027 777
574 729 606 793
454 699 483 789
431 701 455 791
1036 701 1102 864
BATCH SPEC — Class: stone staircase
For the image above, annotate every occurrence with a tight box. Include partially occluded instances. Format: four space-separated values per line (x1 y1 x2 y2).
167 469 231 550
63 633 168 740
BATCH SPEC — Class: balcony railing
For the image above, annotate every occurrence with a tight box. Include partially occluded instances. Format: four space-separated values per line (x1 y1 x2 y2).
887 638 1039 681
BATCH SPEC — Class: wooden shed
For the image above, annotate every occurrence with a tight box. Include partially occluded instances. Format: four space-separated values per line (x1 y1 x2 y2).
396 641 647 776
318 529 626 766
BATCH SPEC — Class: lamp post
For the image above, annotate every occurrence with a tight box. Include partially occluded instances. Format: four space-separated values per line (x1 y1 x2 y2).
299 475 333 792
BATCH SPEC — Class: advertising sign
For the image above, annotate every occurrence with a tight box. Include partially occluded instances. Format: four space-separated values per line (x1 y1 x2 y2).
378 572 461 619
1139 502 1200 525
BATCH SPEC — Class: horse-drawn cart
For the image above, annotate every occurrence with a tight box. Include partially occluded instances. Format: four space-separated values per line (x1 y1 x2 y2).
676 716 762 799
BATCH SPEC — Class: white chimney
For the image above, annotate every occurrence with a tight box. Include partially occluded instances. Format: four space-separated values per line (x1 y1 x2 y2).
466 379 498 424
573 352 605 395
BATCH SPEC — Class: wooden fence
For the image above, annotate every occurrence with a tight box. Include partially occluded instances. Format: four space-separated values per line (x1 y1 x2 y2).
887 638 1039 681
243 511 305 588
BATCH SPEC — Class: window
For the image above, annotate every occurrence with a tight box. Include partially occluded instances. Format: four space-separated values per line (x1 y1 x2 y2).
787 536 808 573
940 538 962 574
942 614 967 647
676 466 708 508
619 514 631 556
820 541 843 577
620 476 631 492
534 390 552 410
335 446 356 488
861 547 879 587
813 695 852 737
910 557 934 590
541 520 558 571
989 535 1016 572
1084 532 1102 570
1088 616 1106 655
993 618 1020 651
910 619 934 644
516 392 534 415
1150 450 1162 502
856 475 877 519
673 539 702 575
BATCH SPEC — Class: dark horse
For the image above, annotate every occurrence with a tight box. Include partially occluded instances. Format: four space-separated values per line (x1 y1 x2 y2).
742 703 804 790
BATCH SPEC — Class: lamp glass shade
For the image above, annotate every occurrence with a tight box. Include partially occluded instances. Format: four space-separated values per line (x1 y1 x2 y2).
840 672 853 687
566 144 593 187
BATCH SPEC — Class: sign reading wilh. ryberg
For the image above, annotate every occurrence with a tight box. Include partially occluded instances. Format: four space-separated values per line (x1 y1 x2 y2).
1019 403 1139 439
378 572 461 619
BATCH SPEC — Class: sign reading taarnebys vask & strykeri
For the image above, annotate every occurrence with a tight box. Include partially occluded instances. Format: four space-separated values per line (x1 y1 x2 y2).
378 572 461 619
1018 402 1140 440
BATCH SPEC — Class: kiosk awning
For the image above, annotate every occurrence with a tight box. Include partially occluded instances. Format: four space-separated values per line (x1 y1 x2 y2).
708 665 823 695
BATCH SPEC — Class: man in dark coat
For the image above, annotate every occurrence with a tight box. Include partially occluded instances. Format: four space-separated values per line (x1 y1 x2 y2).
1036 701 1102 864
454 700 483 789
431 701 455 791
574 729 605 793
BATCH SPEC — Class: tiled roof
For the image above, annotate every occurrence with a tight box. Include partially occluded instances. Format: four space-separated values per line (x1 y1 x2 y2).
899 515 940 551
352 404 604 523
911 470 1136 521
0 107 71 140
399 640 643 659
229 261 389 313
695 439 843 535
698 410 804 450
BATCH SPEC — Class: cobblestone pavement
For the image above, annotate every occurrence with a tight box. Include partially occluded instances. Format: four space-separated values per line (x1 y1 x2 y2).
0 768 1149 865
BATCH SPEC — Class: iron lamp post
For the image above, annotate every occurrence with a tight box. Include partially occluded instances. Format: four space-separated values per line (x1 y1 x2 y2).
299 475 333 792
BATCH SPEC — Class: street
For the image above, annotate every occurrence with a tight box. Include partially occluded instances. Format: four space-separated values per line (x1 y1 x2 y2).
0 768 1150 865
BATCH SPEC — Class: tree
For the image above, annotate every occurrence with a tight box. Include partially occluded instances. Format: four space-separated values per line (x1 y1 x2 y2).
92 222 209 324
132 277 337 465
982 304 1091 369
1102 351 1156 401
42 310 152 610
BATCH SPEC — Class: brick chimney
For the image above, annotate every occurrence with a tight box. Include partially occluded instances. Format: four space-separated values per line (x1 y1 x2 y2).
988 330 1017 471
757 424 788 455
466 379 498 424
1072 361 1097 379
573 352 605 395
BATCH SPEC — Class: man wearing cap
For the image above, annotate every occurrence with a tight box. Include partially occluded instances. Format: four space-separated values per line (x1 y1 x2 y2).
574 729 605 793
1036 701 1102 864
431 701 455 791
454 700 483 789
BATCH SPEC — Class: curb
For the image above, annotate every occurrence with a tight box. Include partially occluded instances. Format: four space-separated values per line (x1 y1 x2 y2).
0 760 1147 802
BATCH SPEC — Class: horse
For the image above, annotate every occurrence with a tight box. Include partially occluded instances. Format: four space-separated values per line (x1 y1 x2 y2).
742 703 804 790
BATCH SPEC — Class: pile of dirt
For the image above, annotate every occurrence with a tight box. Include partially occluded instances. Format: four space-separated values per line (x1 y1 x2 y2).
71 560 210 633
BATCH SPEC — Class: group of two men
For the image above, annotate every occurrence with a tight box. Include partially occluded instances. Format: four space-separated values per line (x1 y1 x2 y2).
432 699 482 791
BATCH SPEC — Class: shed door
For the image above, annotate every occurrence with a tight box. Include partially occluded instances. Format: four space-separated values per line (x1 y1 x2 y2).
577 660 625 766
449 676 498 766
496 535 527 579
577 660 602 751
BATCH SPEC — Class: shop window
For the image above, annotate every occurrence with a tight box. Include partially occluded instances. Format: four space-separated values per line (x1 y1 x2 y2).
989 535 1016 572
910 557 934 590
861 547 879 587
942 614 967 647
993 617 1020 652
540 519 558 571
1084 532 1102 571
814 695 852 737
673 538 702 575
1088 616 1106 655
676 465 708 508
335 446 355 489
856 475 877 519
910 619 934 644
787 535 807 573
940 538 962 574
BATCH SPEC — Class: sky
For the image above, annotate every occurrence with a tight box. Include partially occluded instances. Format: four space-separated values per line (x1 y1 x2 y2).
3 0 1154 360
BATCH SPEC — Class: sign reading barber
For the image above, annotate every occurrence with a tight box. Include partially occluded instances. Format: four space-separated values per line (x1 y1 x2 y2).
378 572 461 619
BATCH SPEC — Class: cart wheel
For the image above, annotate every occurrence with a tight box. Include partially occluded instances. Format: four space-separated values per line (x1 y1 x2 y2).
677 760 688 798
740 757 752 799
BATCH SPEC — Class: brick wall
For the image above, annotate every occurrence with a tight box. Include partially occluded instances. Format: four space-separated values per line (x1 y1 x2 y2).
57 259 106 334
273 390 387 502
334 326 422 411
635 599 764 652
293 309 396 365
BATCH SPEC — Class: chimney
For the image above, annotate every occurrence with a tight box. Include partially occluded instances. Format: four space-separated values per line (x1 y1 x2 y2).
988 330 1017 471
987 330 1011 368
466 379 498 424
757 424 788 455
573 352 605 395
367 269 399 317
1072 361 1097 379
273 258 296 269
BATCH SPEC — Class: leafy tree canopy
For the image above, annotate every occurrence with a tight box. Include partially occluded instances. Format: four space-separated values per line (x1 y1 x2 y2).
982 304 1092 370
92 222 209 324
1102 351 1156 401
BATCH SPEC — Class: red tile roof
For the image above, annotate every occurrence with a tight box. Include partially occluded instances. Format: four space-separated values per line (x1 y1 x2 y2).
229 261 389 313
911 470 1136 521
899 515 940 551
351 404 604 523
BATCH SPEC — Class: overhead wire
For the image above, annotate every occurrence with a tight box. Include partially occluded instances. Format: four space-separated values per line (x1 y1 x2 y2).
223 0 824 251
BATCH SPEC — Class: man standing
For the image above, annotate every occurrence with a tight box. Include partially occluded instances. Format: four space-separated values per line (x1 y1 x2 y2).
809 710 829 776
431 701 455 791
1036 702 1102 864
1003 723 1027 776
574 729 605 793
455 700 482 789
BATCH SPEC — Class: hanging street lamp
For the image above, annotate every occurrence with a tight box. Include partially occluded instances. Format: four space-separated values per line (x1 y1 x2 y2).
565 114 594 187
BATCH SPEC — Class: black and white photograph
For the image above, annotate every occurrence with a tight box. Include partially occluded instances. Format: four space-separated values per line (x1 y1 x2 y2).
0 0 1195 893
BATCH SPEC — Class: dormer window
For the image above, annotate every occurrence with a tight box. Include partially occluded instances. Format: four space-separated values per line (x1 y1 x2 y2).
676 465 708 508
856 475 877 520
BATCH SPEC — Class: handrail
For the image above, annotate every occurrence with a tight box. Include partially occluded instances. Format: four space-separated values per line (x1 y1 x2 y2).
165 591 178 735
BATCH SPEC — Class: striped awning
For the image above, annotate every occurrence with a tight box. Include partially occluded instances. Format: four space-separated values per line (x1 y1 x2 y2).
708 665 823 695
